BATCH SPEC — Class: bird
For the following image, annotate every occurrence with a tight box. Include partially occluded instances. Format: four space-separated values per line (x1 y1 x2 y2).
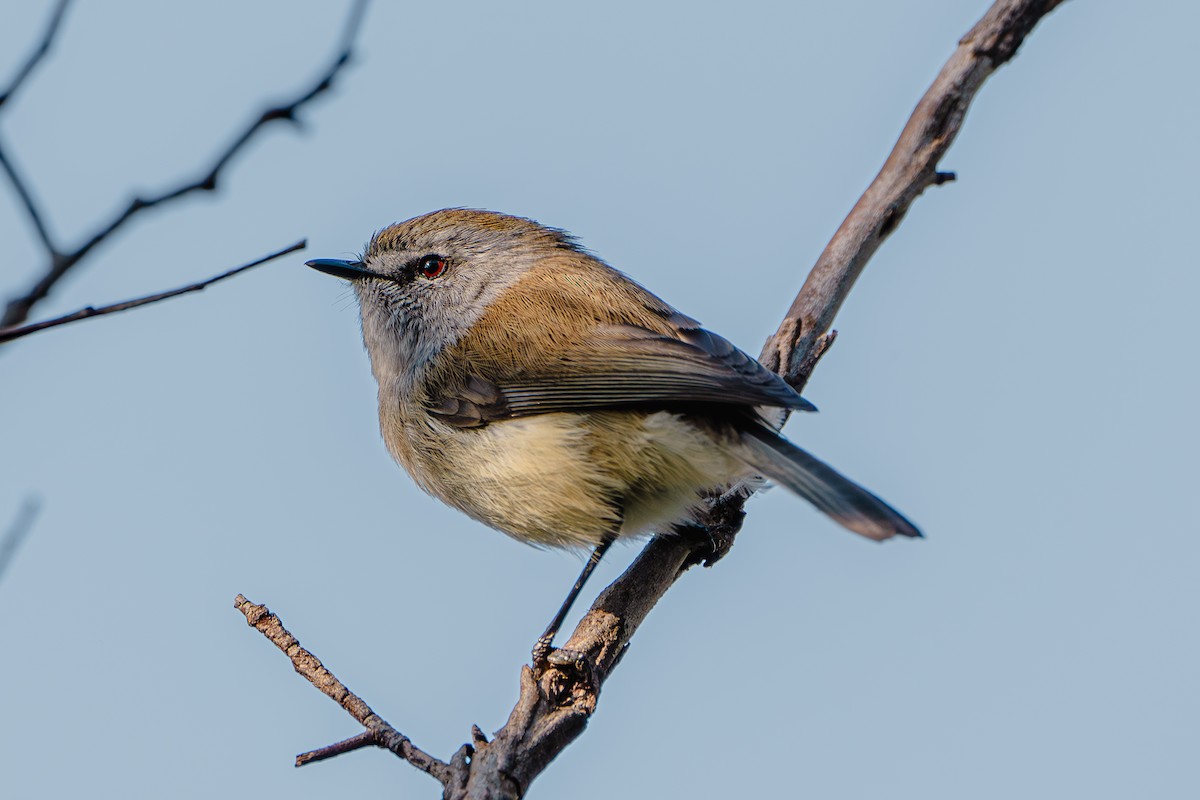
307 208 919 662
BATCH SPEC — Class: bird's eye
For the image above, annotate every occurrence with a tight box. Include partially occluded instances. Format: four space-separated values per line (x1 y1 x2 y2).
418 255 447 279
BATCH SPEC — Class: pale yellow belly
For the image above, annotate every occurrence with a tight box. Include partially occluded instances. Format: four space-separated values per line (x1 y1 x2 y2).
390 409 749 549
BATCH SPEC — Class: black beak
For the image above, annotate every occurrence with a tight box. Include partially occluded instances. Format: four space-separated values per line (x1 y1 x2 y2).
305 258 385 281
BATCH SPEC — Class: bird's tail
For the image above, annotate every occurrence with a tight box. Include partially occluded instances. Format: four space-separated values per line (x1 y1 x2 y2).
734 422 921 541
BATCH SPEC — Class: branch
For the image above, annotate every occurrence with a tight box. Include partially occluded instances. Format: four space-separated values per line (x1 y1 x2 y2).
0 0 70 110
0 240 305 345
0 497 41 585
762 0 1069 388
238 1 1068 796
0 0 71 257
456 2 1071 796
0 0 369 328
0 137 58 257
234 595 452 783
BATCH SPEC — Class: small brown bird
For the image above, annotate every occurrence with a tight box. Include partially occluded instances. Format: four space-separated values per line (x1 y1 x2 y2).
308 209 919 660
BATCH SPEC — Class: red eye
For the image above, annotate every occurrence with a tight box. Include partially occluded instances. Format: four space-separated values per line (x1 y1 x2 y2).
419 255 447 279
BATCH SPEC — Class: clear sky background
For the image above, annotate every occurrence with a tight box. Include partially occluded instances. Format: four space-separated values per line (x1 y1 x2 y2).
1 2 1196 798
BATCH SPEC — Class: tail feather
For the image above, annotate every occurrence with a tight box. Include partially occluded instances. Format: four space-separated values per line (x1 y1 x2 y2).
735 423 921 541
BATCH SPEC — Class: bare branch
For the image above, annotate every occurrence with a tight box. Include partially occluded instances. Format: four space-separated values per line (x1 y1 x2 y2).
0 0 70 110
0 136 59 258
0 240 305 344
296 731 377 767
763 0 1070 390
0 497 41 585
453 2 1071 795
233 595 451 783
0 0 369 328
0 1 72 258
238 1 1069 795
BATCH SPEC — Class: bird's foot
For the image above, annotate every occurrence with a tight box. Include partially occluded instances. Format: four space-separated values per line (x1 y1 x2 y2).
531 634 556 670
531 636 592 679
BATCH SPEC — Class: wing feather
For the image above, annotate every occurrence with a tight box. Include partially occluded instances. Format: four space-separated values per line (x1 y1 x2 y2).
429 323 814 426
425 258 815 427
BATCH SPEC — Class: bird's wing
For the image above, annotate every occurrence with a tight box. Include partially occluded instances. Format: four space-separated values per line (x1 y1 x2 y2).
424 257 815 428
427 323 815 428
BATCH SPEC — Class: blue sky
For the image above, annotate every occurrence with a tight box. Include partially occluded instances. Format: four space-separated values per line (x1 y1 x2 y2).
2 2 1196 798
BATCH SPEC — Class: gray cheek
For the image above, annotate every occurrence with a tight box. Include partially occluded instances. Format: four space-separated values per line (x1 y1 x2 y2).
355 290 425 387
354 266 523 385
414 280 489 348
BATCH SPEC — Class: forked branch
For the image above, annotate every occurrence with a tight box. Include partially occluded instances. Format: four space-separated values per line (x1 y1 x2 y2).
235 596 452 781
0 0 368 327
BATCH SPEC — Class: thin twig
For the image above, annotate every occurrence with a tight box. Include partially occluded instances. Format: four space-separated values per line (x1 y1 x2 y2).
233 595 451 783
296 731 377 767
0 0 70 110
0 0 72 257
0 241 305 344
0 497 41 585
0 133 58 257
0 0 369 327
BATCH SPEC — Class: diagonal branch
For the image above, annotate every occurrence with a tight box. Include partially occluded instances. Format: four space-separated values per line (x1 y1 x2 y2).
762 0 1069 389
238 1 1069 797
0 0 70 111
234 595 452 783
0 137 59 258
0 0 72 257
456 2 1071 796
0 497 41 586
0 240 305 345
0 0 369 328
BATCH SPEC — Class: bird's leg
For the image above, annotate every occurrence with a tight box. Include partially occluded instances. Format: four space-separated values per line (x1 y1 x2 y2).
532 535 615 668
